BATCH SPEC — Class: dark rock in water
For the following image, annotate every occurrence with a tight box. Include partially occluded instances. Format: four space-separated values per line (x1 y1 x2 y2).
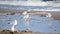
6 14 9 15
6 13 15 15
8 23 10 24
10 13 15 15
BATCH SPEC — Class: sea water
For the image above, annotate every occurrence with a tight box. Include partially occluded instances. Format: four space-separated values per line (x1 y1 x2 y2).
0 12 60 32
0 4 60 32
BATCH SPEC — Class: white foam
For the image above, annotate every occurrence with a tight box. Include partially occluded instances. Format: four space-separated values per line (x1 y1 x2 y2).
32 9 60 11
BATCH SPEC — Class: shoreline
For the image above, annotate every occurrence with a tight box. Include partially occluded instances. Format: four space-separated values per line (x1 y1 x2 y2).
0 30 60 34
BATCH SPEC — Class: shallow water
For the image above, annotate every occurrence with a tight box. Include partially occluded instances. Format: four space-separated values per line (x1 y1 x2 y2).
0 12 60 32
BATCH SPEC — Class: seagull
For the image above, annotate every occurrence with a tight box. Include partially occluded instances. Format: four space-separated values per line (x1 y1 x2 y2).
46 13 52 18
22 11 29 19
22 11 30 31
46 13 52 28
9 19 17 32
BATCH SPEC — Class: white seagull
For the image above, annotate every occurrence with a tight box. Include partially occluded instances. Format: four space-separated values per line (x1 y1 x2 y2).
46 13 52 28
9 19 17 32
22 11 30 31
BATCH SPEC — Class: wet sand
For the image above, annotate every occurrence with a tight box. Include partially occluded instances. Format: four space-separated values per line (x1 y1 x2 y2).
0 8 60 20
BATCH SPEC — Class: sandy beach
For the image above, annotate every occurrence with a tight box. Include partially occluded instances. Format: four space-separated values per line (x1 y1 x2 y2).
0 30 60 34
